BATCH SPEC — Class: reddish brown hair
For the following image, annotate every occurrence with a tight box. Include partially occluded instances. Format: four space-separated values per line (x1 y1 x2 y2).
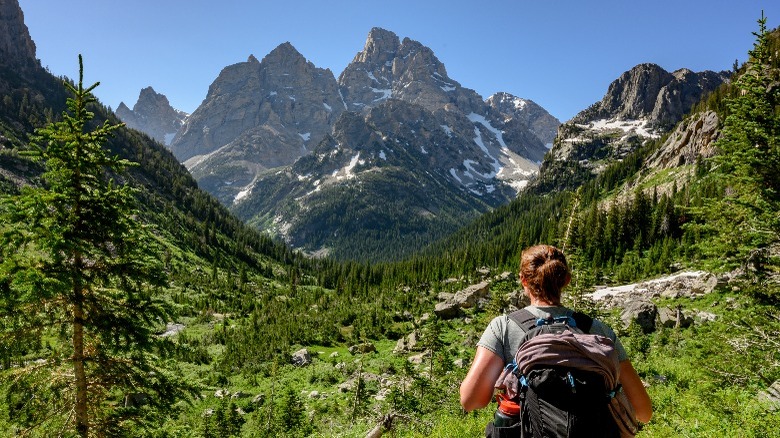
519 245 571 304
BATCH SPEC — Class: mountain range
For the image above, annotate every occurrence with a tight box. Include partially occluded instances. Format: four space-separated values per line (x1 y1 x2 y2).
117 28 727 261
118 28 557 260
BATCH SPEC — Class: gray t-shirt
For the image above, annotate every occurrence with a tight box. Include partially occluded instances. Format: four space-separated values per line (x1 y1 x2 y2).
477 305 628 364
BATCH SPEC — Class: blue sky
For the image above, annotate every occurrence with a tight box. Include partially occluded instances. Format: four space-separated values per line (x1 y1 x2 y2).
17 0 780 122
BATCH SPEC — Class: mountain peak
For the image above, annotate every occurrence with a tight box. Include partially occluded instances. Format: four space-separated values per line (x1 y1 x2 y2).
136 86 172 110
0 0 37 69
116 87 187 146
270 41 300 56
354 27 400 64
248 54 259 63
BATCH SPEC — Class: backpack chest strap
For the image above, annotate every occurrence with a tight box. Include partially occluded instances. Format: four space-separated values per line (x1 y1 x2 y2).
508 308 594 333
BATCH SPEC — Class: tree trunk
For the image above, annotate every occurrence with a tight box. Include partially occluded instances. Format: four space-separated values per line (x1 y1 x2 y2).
73 277 88 437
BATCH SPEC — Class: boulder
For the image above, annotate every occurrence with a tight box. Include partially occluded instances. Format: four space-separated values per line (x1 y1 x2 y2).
453 281 490 308
291 348 312 366
658 307 694 328
393 330 420 354
690 273 718 295
434 301 460 319
348 342 376 355
758 380 780 411
620 300 658 333
408 351 430 365
434 281 491 319
695 311 718 323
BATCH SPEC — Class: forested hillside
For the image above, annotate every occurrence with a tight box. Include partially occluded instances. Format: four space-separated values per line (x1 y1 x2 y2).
1 6 779 438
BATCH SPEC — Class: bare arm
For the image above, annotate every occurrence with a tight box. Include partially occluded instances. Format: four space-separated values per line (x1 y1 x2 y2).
619 360 652 423
460 346 505 412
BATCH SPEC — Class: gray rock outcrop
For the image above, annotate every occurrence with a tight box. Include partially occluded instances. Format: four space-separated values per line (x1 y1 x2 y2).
581 64 727 128
434 281 490 319
645 110 720 170
620 300 658 333
393 330 420 354
658 306 694 328
758 380 780 411
291 348 312 366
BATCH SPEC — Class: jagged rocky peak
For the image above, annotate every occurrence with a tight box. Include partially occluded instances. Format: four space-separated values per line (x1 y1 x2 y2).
589 63 674 122
354 27 400 64
115 86 188 146
486 92 561 147
169 41 346 204
338 27 484 114
0 0 37 69
576 63 729 128
262 41 305 66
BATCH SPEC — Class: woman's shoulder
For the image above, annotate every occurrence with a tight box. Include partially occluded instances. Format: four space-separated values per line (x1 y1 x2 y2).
588 317 618 338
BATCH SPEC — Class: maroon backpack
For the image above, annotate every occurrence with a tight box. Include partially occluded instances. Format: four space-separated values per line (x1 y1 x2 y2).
487 309 638 438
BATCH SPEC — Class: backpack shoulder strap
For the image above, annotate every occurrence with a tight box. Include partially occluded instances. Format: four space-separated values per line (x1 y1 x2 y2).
571 311 594 333
508 308 538 332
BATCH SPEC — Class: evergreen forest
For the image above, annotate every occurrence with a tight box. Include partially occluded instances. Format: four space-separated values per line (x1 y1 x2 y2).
0 14 779 438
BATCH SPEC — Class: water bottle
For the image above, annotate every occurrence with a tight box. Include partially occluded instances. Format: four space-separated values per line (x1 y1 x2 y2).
493 393 520 427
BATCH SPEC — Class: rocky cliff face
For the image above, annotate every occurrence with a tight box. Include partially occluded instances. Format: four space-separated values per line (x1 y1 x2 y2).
116 87 188 146
332 28 546 191
534 63 729 191
0 0 36 70
580 63 728 128
169 46 346 203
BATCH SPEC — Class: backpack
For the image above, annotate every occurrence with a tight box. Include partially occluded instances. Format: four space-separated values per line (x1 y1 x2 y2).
485 309 639 438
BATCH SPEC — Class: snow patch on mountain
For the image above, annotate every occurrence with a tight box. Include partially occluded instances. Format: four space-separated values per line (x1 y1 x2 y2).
468 113 507 148
334 153 361 180
569 118 661 142
372 88 392 101
470 127 501 177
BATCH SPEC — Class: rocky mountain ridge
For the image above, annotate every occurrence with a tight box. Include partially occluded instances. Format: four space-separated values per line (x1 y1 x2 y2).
531 63 729 192
164 28 554 208
116 87 188 146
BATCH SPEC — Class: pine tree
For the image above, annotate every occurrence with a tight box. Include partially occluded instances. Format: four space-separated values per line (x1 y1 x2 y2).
696 14 779 266
0 56 192 436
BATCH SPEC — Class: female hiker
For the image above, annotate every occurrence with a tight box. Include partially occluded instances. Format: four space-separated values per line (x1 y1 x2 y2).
460 244 652 433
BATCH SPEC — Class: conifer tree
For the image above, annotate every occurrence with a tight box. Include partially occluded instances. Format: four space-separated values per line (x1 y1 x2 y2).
697 14 779 266
0 56 191 436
